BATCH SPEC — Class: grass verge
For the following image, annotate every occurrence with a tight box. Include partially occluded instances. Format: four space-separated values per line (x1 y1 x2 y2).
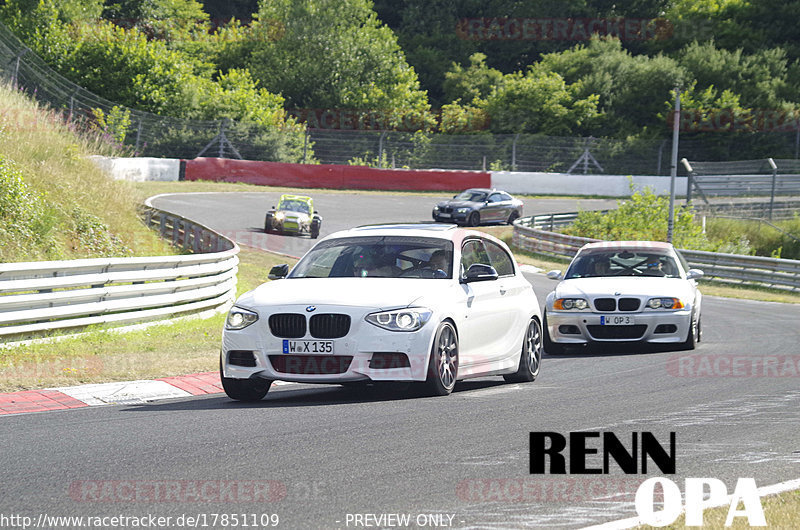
638 487 800 529
0 248 297 393
0 83 176 261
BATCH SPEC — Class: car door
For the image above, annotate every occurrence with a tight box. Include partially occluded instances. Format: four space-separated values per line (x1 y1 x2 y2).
483 239 527 358
457 238 516 374
482 192 505 222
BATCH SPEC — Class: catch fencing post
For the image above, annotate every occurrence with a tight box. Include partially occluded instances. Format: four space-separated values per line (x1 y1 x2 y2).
768 157 778 220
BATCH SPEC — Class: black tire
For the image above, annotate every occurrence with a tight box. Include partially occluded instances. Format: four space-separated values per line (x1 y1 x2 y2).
264 214 274 234
423 322 458 396
681 310 699 350
467 211 480 227
310 219 321 239
504 318 542 383
220 359 271 401
543 313 566 355
507 211 520 225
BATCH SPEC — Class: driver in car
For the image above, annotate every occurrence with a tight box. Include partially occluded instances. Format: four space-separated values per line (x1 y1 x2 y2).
353 248 399 277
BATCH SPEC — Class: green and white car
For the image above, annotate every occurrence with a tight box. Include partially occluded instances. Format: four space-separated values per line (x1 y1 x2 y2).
265 194 322 238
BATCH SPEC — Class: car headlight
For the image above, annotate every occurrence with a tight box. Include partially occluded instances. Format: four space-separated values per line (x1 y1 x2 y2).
433 205 440 212
366 308 432 332
553 298 589 310
275 212 285 221
456 207 470 214
646 297 685 309
226 306 259 330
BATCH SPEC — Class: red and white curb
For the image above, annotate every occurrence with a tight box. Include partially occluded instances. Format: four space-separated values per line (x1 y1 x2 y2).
0 372 285 416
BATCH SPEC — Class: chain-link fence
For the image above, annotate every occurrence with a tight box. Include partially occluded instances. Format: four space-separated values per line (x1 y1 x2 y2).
3 19 800 174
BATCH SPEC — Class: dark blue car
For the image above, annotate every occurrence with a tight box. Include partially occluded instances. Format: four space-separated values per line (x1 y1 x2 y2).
432 188 524 226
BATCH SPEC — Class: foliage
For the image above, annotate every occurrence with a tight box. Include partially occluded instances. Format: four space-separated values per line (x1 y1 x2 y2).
243 0 430 115
538 38 685 137
704 216 800 260
442 53 504 105
563 184 711 250
92 106 132 145
0 83 175 262
0 155 58 260
482 67 600 135
70 206 132 257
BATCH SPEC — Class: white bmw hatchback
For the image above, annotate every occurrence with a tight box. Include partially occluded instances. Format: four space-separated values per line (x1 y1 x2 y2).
221 224 542 400
544 241 703 353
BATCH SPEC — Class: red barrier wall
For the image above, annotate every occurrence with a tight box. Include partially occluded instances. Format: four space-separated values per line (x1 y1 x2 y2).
184 158 490 191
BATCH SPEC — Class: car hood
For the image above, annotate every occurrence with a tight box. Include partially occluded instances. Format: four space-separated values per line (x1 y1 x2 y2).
554 277 694 299
237 277 455 311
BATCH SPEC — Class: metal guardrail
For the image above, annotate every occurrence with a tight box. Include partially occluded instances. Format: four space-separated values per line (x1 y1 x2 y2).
0 204 239 341
513 213 800 291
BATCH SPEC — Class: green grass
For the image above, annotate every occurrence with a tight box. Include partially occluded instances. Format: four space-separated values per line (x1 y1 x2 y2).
0 83 175 261
704 216 800 259
637 488 800 529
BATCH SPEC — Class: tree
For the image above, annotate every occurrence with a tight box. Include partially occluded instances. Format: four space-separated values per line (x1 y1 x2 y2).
482 67 600 135
242 0 430 117
442 53 504 105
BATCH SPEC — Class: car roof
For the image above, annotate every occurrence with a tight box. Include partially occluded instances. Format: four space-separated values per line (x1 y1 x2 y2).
279 194 312 201
318 223 508 248
578 240 676 254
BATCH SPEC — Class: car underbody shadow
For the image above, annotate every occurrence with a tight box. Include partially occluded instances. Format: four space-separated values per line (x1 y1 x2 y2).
544 341 684 358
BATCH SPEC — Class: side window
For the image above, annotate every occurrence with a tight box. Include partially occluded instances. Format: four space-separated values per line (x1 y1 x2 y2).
484 240 515 277
460 239 491 278
488 193 502 203
499 192 512 201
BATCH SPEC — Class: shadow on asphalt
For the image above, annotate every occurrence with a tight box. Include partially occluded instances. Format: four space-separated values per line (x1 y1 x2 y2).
121 378 513 412
544 342 686 359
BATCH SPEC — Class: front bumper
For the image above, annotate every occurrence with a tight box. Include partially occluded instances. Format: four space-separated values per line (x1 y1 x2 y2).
546 309 692 344
433 210 470 224
222 307 437 383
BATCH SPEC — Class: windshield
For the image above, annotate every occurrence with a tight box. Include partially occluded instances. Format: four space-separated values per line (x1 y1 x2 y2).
455 190 487 202
278 199 311 214
289 236 454 279
564 250 682 279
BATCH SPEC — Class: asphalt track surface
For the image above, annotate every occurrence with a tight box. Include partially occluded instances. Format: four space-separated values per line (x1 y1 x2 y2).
2 192 799 529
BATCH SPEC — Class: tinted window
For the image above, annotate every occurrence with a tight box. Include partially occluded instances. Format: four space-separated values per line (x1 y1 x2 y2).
499 192 513 201
455 190 487 202
289 236 453 279
565 250 681 279
484 240 515 276
487 193 502 203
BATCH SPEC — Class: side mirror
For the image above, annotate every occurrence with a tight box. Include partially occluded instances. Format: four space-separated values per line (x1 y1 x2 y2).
546 270 563 280
463 263 499 283
686 269 704 280
268 264 289 280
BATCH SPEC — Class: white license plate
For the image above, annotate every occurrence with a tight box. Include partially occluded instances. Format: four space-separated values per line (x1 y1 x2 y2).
439 213 451 218
600 315 635 326
282 340 334 354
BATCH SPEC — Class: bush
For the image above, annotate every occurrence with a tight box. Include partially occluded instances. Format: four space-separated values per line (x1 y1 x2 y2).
563 184 711 250
0 155 59 260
